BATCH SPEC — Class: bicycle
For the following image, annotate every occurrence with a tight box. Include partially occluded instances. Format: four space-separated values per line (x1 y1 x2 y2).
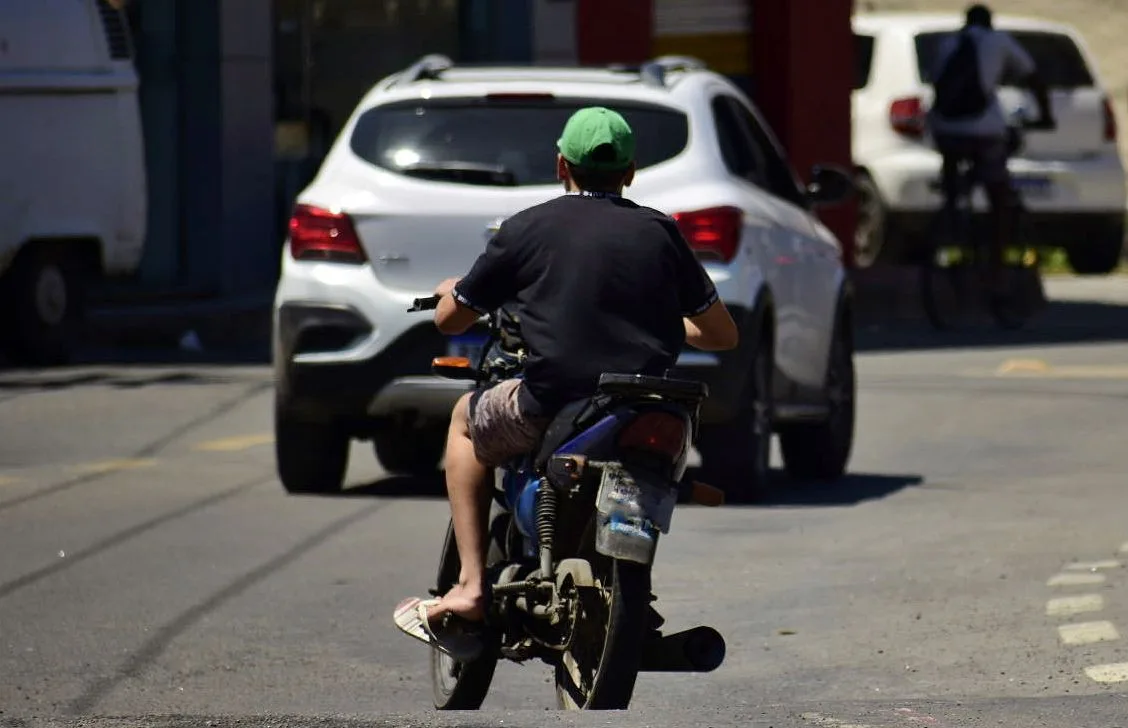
920 112 1050 331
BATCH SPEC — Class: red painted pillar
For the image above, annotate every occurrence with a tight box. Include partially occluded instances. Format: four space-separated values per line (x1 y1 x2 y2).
575 0 652 65
752 0 858 268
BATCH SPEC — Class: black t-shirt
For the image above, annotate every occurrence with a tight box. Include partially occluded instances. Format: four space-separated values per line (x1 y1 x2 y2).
452 193 719 417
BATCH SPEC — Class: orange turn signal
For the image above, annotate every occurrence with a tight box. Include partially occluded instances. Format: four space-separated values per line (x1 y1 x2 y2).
431 356 472 368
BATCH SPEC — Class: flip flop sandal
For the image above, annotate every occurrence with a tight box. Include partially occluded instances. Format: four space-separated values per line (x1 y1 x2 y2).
393 597 485 662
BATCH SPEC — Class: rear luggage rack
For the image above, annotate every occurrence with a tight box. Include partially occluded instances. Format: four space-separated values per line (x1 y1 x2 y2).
597 373 708 403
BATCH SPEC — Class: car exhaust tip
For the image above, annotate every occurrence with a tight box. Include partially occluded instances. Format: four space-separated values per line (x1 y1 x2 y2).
639 625 727 672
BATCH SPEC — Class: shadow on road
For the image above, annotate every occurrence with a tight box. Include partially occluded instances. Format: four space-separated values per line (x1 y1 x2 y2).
680 468 925 509
856 296 1128 354
313 469 925 510
0 369 243 392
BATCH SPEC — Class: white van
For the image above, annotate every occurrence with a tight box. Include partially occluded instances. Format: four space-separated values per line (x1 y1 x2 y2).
0 0 147 364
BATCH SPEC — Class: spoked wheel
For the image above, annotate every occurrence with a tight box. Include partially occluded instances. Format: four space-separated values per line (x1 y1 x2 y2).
430 518 502 710
988 208 1040 331
554 556 651 710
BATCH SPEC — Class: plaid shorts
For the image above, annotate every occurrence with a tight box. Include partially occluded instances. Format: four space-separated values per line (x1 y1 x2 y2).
468 379 550 468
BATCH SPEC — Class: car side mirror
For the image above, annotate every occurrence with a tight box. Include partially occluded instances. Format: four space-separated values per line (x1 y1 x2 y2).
806 165 855 207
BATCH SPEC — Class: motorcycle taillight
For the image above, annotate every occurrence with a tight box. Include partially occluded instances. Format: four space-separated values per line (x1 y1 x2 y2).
618 413 686 459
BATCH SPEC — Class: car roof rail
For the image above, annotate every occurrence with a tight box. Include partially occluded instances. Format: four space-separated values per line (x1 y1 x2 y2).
395 54 455 86
638 55 709 87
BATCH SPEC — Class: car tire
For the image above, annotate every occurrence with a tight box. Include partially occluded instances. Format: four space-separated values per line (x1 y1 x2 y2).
695 331 773 504
0 243 85 365
853 172 887 268
373 424 447 476
778 311 856 482
1066 237 1125 276
275 402 350 494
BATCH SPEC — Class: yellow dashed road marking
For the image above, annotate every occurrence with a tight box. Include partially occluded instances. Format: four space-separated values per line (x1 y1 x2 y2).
1047 594 1105 617
1065 559 1122 571
996 358 1050 375
72 458 157 474
1048 572 1107 587
995 359 1128 379
1119 542 1128 554
193 434 274 452
0 476 19 486
1085 663 1128 684
1059 621 1120 646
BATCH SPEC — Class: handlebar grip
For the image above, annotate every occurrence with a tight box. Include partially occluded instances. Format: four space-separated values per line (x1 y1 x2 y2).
408 294 442 312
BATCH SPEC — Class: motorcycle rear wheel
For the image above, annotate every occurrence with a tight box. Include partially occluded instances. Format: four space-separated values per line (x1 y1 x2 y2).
554 556 651 710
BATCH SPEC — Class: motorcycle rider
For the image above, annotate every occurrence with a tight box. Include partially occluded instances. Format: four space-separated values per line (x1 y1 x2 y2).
394 106 739 655
927 3 1055 293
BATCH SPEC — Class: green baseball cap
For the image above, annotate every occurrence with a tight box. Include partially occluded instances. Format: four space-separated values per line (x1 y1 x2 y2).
556 106 636 171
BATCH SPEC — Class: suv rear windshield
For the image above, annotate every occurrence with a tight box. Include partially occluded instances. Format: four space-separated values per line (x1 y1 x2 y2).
349 98 690 187
915 30 1095 88
854 33 876 89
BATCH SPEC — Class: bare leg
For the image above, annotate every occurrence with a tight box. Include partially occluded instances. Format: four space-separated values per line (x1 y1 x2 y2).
427 392 491 624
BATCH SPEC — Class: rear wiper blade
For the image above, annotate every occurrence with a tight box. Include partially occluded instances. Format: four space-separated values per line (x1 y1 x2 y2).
400 162 517 186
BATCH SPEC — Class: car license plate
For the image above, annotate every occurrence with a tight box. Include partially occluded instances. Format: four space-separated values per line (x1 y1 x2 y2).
1012 176 1054 199
447 333 488 365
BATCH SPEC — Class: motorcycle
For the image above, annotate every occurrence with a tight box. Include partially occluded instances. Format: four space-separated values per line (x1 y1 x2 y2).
406 294 728 710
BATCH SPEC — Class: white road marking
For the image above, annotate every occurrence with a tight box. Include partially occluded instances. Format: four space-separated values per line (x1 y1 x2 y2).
1119 542 1128 554
1048 572 1107 587
1084 663 1128 684
1064 559 1122 571
1059 621 1120 646
1046 594 1105 617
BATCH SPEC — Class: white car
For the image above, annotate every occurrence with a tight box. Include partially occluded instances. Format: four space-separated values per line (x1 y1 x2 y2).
852 12 1127 274
272 55 857 501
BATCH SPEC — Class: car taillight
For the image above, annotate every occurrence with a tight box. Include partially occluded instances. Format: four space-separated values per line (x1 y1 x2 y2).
672 206 743 263
618 412 687 459
890 96 926 139
288 204 367 264
1103 97 1118 143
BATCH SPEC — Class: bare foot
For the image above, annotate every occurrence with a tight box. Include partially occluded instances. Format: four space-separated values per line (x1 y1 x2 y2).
425 582 487 626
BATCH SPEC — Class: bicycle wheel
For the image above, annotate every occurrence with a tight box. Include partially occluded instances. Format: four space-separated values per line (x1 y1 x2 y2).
921 210 974 331
988 203 1039 330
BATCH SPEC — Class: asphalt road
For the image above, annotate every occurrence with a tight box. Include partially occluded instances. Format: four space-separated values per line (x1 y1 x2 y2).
2 278 1128 728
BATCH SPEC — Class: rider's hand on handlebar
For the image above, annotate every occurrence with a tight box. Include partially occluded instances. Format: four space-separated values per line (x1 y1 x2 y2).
434 277 461 298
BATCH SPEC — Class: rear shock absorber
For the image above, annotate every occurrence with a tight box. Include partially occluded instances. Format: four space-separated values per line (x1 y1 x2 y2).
535 478 557 580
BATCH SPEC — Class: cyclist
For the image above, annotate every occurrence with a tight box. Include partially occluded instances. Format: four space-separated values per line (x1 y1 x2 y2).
393 107 739 654
927 3 1056 294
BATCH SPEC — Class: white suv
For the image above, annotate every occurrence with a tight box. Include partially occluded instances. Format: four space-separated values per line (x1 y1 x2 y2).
272 55 857 500
852 13 1127 273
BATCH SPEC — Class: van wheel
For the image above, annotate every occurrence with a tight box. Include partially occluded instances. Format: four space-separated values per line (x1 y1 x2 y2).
1066 238 1124 276
275 403 350 494
0 245 84 365
374 424 447 476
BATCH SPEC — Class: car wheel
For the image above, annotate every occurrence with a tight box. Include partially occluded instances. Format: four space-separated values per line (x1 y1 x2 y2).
1066 238 1125 276
373 423 447 476
853 172 886 268
0 244 85 365
275 401 350 494
696 332 773 503
778 314 856 482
